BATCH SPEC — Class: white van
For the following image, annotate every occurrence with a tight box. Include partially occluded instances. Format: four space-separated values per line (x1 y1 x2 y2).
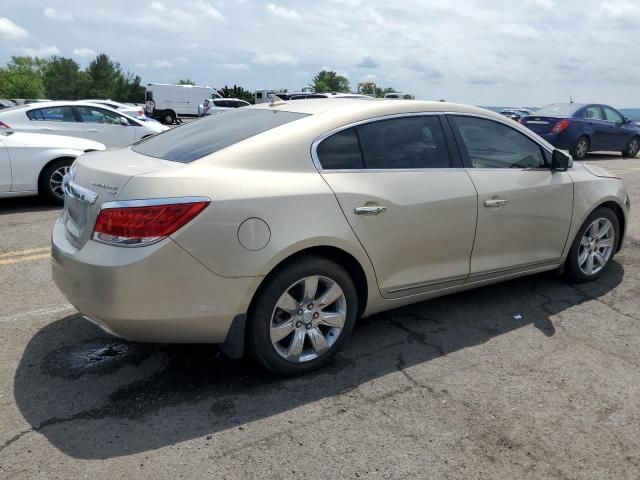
254 89 277 104
145 84 222 124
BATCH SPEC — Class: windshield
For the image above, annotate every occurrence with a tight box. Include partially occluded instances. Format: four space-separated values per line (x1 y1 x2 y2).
534 103 581 117
132 109 308 163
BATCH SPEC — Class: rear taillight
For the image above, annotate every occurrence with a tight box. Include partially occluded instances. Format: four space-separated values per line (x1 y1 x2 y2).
0 120 11 129
93 198 210 247
552 119 571 133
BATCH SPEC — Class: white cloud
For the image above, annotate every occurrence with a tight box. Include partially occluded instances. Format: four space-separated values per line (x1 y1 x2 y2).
294 71 310 77
265 3 301 20
151 59 173 68
44 7 74 22
253 52 298 66
20 45 60 57
0 17 28 40
223 63 250 71
193 1 225 22
150 1 166 11
73 47 96 58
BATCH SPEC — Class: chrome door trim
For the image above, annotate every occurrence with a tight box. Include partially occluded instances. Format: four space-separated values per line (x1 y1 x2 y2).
386 274 469 295
467 258 562 282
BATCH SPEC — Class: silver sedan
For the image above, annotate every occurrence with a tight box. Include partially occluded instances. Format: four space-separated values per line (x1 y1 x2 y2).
52 100 629 375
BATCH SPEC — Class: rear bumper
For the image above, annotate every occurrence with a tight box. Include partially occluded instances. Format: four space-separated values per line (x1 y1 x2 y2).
51 218 261 343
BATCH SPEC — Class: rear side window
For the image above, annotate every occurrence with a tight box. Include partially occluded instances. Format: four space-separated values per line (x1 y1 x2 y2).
132 109 307 163
316 128 364 169
27 106 76 122
584 106 603 120
357 116 451 169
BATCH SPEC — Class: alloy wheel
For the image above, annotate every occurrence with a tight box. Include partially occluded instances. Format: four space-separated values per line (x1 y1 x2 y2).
576 139 588 158
270 275 346 363
578 218 615 276
629 139 639 157
50 165 69 200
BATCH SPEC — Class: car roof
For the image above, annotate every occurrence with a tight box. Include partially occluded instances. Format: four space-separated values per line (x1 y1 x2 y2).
251 98 504 120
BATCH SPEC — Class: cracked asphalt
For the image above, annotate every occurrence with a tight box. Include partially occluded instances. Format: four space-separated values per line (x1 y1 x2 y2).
1 154 639 479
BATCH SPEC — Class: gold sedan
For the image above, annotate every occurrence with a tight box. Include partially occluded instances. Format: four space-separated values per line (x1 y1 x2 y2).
52 100 629 375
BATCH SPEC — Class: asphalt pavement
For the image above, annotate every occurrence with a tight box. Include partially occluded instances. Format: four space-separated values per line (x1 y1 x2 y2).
0 153 639 479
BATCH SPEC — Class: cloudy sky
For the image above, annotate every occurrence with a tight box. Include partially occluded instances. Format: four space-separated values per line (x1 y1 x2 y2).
1 0 639 106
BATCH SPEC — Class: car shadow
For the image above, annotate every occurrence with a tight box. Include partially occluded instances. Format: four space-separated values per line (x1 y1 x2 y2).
0 197 60 215
10 263 624 459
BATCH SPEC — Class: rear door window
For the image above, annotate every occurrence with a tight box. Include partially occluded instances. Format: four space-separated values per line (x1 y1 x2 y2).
27 106 76 122
584 106 603 120
132 109 307 163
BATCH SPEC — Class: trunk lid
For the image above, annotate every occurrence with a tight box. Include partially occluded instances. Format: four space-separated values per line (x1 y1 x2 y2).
520 115 567 135
62 147 177 248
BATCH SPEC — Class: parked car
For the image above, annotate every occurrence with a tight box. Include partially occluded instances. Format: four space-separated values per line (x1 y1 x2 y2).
384 93 415 99
0 99 16 110
520 103 640 159
198 98 250 117
52 100 629 375
81 99 146 119
500 108 531 121
0 101 168 148
145 83 222 124
0 130 105 203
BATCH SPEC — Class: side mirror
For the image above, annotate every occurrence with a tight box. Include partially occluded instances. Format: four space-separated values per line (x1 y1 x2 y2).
119 117 130 126
551 149 570 171
624 117 632 124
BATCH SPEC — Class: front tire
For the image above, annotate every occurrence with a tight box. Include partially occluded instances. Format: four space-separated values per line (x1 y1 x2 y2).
622 136 640 158
39 159 72 205
571 136 590 160
248 255 358 375
564 207 619 282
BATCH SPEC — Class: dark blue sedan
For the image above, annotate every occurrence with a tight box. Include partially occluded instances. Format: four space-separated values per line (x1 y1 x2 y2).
520 103 640 160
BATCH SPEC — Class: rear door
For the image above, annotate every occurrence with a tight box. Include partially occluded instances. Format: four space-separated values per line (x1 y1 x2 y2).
27 105 85 138
449 115 573 277
75 105 136 147
0 136 10 192
315 114 478 298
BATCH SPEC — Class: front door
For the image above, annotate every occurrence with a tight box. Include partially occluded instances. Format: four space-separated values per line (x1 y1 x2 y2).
602 106 632 151
449 115 573 277
75 106 136 147
315 114 478 297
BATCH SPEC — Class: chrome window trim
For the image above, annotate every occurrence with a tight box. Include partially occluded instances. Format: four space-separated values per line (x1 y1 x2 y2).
311 111 556 173
99 196 211 210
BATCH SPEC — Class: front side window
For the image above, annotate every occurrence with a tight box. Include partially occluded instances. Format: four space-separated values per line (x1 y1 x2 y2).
584 106 603 120
27 106 76 122
357 116 451 169
452 116 546 169
133 108 307 163
603 107 623 123
76 106 123 125
316 128 364 169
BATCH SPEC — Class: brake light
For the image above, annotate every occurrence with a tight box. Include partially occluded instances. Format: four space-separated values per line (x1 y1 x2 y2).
552 119 571 133
93 198 210 247
0 120 11 129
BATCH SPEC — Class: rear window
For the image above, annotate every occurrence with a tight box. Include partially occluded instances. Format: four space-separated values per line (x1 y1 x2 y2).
534 103 580 117
132 109 308 163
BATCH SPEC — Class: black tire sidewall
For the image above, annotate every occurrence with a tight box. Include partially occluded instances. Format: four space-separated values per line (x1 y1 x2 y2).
572 136 589 160
164 111 175 124
622 136 640 158
39 159 72 205
564 207 619 282
248 255 358 375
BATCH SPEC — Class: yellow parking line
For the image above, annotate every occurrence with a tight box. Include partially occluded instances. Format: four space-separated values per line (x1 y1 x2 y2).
0 253 50 266
0 247 50 259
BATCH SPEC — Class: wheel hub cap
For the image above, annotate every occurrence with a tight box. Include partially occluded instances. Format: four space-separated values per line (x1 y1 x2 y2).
578 218 615 276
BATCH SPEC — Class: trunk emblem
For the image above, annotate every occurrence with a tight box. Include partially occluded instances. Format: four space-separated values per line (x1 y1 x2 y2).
91 182 119 195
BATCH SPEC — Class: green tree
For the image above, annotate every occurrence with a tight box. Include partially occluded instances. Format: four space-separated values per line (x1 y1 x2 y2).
43 57 82 100
221 84 254 104
311 70 350 93
85 54 122 98
1 57 47 98
177 78 196 85
358 84 397 98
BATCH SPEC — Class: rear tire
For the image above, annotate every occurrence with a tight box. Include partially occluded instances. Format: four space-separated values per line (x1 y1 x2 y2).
247 255 358 375
39 159 72 205
571 136 590 160
162 110 175 125
622 136 640 158
564 207 619 283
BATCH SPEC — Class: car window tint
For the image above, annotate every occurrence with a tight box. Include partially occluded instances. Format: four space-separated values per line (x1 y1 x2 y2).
452 116 545 169
316 128 364 169
584 106 603 120
603 107 623 123
76 106 122 124
133 109 307 163
357 116 451 169
28 106 76 122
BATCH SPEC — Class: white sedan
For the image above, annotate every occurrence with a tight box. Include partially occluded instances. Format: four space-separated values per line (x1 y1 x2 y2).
0 130 105 203
0 101 168 148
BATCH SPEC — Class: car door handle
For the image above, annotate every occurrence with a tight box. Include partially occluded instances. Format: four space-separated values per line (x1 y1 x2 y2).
484 199 507 207
354 206 387 215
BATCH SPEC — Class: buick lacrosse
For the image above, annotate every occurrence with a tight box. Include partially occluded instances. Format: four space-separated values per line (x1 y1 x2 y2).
52 100 629 375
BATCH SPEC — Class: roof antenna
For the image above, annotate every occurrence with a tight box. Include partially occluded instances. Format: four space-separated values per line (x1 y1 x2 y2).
569 93 574 104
